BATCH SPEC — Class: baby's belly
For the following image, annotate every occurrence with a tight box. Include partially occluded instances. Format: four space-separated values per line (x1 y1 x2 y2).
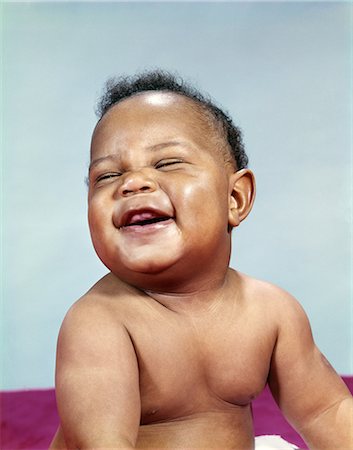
136 407 254 449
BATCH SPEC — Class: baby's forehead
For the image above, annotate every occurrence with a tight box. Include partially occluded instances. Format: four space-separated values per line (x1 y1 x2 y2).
96 91 211 126
91 91 225 149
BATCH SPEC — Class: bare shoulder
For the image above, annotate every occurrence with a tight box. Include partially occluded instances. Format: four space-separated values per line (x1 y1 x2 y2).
57 272 142 370
234 270 307 321
61 272 138 326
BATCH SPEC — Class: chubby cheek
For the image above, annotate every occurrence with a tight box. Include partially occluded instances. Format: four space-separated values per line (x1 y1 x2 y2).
87 197 113 250
176 176 229 225
88 198 100 236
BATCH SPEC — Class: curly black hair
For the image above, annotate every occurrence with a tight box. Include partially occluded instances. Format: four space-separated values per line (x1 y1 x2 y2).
96 70 248 170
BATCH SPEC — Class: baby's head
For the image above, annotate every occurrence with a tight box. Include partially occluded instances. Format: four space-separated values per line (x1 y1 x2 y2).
88 70 255 291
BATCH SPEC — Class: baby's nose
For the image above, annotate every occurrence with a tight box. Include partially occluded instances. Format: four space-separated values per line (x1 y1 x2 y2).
118 171 157 197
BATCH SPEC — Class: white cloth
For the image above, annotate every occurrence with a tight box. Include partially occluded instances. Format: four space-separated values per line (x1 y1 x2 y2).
255 435 299 449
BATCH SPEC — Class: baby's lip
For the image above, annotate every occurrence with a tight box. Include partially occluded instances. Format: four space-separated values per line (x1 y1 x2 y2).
118 207 174 229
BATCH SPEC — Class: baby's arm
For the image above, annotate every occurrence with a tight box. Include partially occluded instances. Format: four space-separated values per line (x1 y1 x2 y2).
268 292 353 449
54 299 140 449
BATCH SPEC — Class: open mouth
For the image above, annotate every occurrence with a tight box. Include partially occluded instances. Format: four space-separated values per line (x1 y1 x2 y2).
125 216 171 227
120 210 174 229
125 217 170 227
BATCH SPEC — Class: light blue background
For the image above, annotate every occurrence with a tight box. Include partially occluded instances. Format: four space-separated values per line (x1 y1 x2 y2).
1 2 351 390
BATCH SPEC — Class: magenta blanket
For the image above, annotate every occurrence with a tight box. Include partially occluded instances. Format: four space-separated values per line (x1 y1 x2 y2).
1 377 352 449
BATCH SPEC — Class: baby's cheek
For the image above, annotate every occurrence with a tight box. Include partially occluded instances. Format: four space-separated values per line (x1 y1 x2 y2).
88 193 108 222
88 207 108 248
87 203 98 232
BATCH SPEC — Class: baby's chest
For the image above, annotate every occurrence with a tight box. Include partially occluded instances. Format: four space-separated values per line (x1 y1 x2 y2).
128 315 275 422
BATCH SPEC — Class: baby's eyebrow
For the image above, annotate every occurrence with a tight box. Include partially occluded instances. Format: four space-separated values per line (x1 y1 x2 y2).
89 154 117 173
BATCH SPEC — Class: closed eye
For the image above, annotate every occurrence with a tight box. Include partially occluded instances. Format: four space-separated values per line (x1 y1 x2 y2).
96 172 121 183
155 160 184 170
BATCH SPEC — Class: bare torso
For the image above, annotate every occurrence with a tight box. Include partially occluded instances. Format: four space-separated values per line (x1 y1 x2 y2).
51 270 279 449
111 270 275 448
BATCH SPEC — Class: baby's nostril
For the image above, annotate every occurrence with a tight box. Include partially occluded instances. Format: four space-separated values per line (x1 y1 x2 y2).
121 183 153 196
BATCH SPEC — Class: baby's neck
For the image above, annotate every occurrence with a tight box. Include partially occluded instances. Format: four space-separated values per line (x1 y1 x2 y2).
144 269 238 314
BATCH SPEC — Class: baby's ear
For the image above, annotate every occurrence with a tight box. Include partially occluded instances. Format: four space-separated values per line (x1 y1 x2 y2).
228 169 256 228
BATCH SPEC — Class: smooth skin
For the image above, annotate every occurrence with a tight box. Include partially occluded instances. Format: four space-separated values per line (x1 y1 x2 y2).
50 92 353 450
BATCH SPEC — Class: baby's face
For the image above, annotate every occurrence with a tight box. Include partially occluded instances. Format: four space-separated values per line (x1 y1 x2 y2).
88 92 235 288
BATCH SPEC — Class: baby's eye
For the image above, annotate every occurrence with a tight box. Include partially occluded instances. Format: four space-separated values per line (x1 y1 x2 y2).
155 160 183 170
95 172 121 183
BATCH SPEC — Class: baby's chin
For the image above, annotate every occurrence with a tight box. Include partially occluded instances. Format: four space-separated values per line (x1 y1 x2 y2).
103 245 185 282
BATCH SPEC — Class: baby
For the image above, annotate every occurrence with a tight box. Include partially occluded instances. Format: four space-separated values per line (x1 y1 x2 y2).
50 71 352 450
